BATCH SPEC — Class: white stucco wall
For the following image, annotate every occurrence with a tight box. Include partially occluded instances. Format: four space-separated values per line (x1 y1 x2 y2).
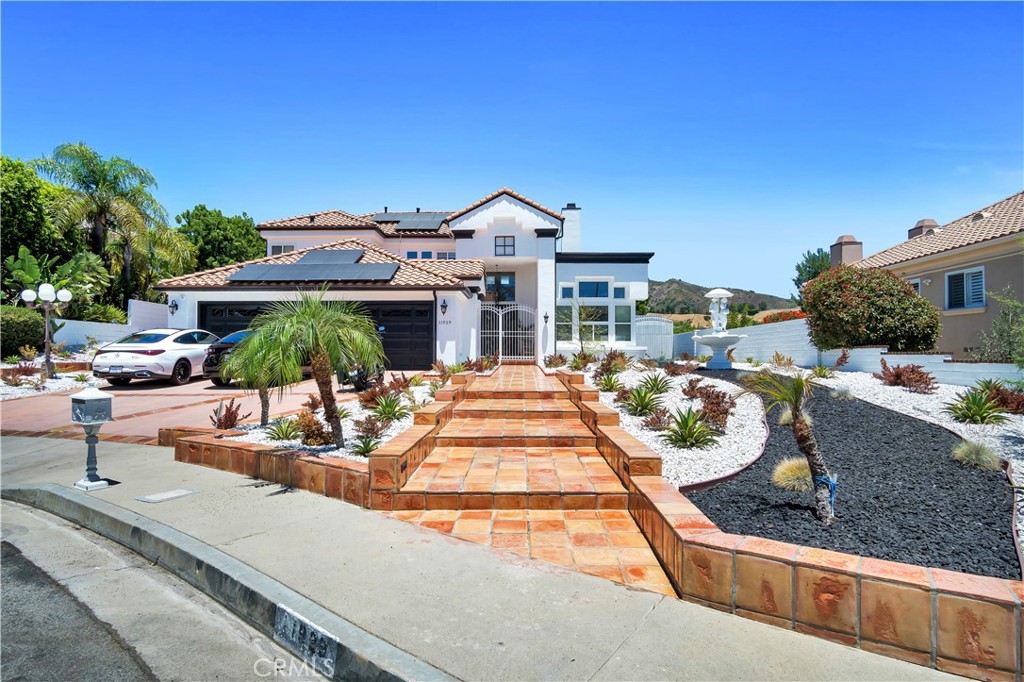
261 230 455 260
435 293 480 364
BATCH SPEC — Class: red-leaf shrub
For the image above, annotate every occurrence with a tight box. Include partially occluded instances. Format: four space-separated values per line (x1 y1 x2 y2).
802 266 940 351
760 310 806 324
874 358 938 394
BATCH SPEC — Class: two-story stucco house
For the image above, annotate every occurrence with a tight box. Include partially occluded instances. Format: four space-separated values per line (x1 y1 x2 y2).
157 188 654 369
831 190 1023 357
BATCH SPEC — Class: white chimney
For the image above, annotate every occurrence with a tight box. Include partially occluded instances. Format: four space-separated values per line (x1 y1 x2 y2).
560 203 581 252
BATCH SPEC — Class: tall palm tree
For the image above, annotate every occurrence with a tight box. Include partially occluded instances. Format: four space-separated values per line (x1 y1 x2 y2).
248 290 385 447
32 143 168 303
744 371 836 525
221 331 281 426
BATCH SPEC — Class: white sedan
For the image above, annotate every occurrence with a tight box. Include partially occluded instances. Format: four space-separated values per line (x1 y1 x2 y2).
92 328 220 386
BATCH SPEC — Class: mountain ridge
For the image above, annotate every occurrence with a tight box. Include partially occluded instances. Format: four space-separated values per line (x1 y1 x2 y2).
646 278 792 314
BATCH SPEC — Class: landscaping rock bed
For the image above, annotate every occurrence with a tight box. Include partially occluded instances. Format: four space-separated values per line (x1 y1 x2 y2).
690 369 1020 580
0 372 105 400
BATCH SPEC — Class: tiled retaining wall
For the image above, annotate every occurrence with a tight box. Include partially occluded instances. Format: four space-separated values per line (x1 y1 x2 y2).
554 370 1023 680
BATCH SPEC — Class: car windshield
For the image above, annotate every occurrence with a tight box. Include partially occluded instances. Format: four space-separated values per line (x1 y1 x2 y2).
113 332 170 344
220 331 252 344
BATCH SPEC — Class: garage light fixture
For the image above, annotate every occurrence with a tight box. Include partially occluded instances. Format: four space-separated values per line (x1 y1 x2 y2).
168 300 179 315
440 299 448 316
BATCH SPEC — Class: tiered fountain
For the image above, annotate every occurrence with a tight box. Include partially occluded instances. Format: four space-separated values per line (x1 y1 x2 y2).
695 288 746 370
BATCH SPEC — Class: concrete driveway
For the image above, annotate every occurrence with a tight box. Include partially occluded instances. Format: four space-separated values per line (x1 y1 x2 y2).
0 375 373 443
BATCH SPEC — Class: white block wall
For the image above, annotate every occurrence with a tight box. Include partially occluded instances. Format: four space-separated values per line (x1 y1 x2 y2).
673 318 1022 387
53 320 136 347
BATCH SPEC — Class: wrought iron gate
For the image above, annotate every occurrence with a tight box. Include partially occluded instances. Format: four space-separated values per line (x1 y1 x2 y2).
480 303 536 361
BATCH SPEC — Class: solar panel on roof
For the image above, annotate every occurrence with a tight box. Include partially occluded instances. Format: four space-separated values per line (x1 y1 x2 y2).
296 250 364 265
228 263 398 283
370 212 448 232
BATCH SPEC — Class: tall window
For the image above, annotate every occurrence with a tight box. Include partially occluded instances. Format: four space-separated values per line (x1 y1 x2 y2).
494 236 515 256
614 305 632 341
580 306 609 341
271 245 295 256
555 306 572 341
486 272 516 302
578 281 609 297
947 267 985 309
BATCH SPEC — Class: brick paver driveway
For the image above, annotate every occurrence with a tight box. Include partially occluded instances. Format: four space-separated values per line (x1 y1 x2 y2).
0 376 358 444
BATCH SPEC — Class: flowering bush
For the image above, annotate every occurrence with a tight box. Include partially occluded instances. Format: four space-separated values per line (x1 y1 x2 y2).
760 310 806 324
802 266 940 352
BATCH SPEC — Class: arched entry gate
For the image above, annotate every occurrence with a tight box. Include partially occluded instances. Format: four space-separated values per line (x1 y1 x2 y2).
480 304 536 361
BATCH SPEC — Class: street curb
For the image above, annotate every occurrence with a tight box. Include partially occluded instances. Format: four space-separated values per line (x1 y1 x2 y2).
1 484 456 682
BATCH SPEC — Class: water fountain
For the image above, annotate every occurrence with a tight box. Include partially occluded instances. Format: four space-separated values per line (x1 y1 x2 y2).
695 288 746 370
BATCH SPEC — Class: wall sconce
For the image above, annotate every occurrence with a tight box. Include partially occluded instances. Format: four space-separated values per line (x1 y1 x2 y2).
922 279 932 287
543 312 549 324
440 299 448 316
168 300 179 315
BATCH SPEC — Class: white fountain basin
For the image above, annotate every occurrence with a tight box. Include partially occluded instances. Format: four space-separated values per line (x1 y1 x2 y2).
695 332 746 370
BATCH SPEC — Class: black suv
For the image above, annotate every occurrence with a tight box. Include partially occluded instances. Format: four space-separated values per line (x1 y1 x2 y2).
202 330 251 386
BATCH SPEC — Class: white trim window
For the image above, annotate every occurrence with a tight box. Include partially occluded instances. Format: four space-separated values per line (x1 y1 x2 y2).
907 278 921 295
270 245 295 256
946 267 985 309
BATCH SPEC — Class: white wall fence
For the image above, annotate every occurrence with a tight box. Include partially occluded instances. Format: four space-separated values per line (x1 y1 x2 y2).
674 318 1022 388
53 299 168 348
635 315 674 361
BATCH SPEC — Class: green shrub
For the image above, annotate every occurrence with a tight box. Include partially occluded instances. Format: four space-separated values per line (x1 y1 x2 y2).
952 440 1001 471
597 374 623 393
811 365 834 379
942 389 1009 425
352 435 380 456
374 394 410 423
266 418 301 441
802 266 940 351
661 408 719 449
638 373 673 395
0 305 44 357
79 303 127 324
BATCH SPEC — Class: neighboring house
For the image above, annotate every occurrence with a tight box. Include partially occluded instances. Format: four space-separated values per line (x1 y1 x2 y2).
157 188 654 369
831 190 1023 357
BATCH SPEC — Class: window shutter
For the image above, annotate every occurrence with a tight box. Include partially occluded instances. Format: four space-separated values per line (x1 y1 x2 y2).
909 281 920 294
967 270 984 306
948 273 965 309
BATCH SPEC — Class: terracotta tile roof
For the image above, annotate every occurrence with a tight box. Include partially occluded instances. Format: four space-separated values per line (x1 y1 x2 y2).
157 238 478 290
258 209 454 239
417 259 485 280
853 191 1024 269
446 187 564 223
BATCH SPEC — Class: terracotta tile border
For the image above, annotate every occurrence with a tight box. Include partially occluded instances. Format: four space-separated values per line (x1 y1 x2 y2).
627 475 1024 680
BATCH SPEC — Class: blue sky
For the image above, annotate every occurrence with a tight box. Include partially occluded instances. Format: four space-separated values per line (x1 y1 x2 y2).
3 2 1021 297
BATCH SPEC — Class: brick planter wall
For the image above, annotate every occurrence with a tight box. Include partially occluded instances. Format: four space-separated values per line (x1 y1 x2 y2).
554 370 1023 680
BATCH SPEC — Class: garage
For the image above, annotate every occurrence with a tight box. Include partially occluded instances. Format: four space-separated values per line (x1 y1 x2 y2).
199 301 433 370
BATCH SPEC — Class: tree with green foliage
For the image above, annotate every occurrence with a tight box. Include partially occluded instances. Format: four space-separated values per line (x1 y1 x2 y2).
971 287 1024 364
1 156 82 267
246 290 385 447
3 246 110 320
221 332 281 426
175 204 264 270
32 143 168 306
107 221 196 307
792 248 832 305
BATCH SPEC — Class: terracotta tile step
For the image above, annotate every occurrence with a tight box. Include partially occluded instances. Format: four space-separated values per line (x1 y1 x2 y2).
465 389 570 400
454 399 579 419
394 490 629 511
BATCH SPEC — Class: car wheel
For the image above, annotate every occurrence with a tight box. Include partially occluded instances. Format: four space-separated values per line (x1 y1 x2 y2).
169 360 191 386
108 378 131 387
210 377 229 387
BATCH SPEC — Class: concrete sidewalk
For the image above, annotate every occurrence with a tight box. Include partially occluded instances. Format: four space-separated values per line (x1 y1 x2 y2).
0 436 955 681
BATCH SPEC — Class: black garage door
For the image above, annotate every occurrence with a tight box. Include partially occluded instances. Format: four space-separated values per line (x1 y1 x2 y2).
199 301 433 370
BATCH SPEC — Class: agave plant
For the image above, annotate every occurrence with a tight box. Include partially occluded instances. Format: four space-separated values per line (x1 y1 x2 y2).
661 408 719 449
942 389 1009 425
638 373 673 395
596 374 624 393
622 386 663 417
352 435 381 456
266 418 302 441
374 394 411 423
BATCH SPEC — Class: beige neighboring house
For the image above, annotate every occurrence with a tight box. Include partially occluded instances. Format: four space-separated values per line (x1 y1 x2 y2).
831 190 1024 358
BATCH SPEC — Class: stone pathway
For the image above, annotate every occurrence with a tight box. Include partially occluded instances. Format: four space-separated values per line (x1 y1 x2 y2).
393 364 673 595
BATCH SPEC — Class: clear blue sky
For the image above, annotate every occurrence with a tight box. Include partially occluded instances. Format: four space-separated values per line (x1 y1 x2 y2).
3 2 1021 297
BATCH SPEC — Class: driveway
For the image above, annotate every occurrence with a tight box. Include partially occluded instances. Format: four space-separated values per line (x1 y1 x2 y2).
0 375 374 443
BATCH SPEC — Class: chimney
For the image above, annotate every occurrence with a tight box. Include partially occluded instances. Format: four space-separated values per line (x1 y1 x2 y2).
416 207 421 213
384 206 388 213
309 215 315 224
560 203 582 252
908 218 937 240
830 235 863 267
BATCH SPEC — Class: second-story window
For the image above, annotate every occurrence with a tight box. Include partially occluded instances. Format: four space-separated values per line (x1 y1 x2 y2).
495 236 515 256
421 251 433 259
578 281 609 297
271 245 295 256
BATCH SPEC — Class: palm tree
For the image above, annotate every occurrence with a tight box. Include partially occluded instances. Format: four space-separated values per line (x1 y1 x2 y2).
108 222 196 307
744 371 836 525
248 290 385 447
221 331 280 427
33 143 168 304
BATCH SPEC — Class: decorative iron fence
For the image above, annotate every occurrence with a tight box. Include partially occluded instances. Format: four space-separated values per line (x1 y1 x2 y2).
481 303 536 361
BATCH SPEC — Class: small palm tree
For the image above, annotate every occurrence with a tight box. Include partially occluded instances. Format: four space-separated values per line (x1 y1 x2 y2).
744 371 836 524
221 332 279 426
248 289 385 447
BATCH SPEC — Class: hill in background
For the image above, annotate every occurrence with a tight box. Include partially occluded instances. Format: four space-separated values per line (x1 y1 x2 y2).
647 279 792 314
